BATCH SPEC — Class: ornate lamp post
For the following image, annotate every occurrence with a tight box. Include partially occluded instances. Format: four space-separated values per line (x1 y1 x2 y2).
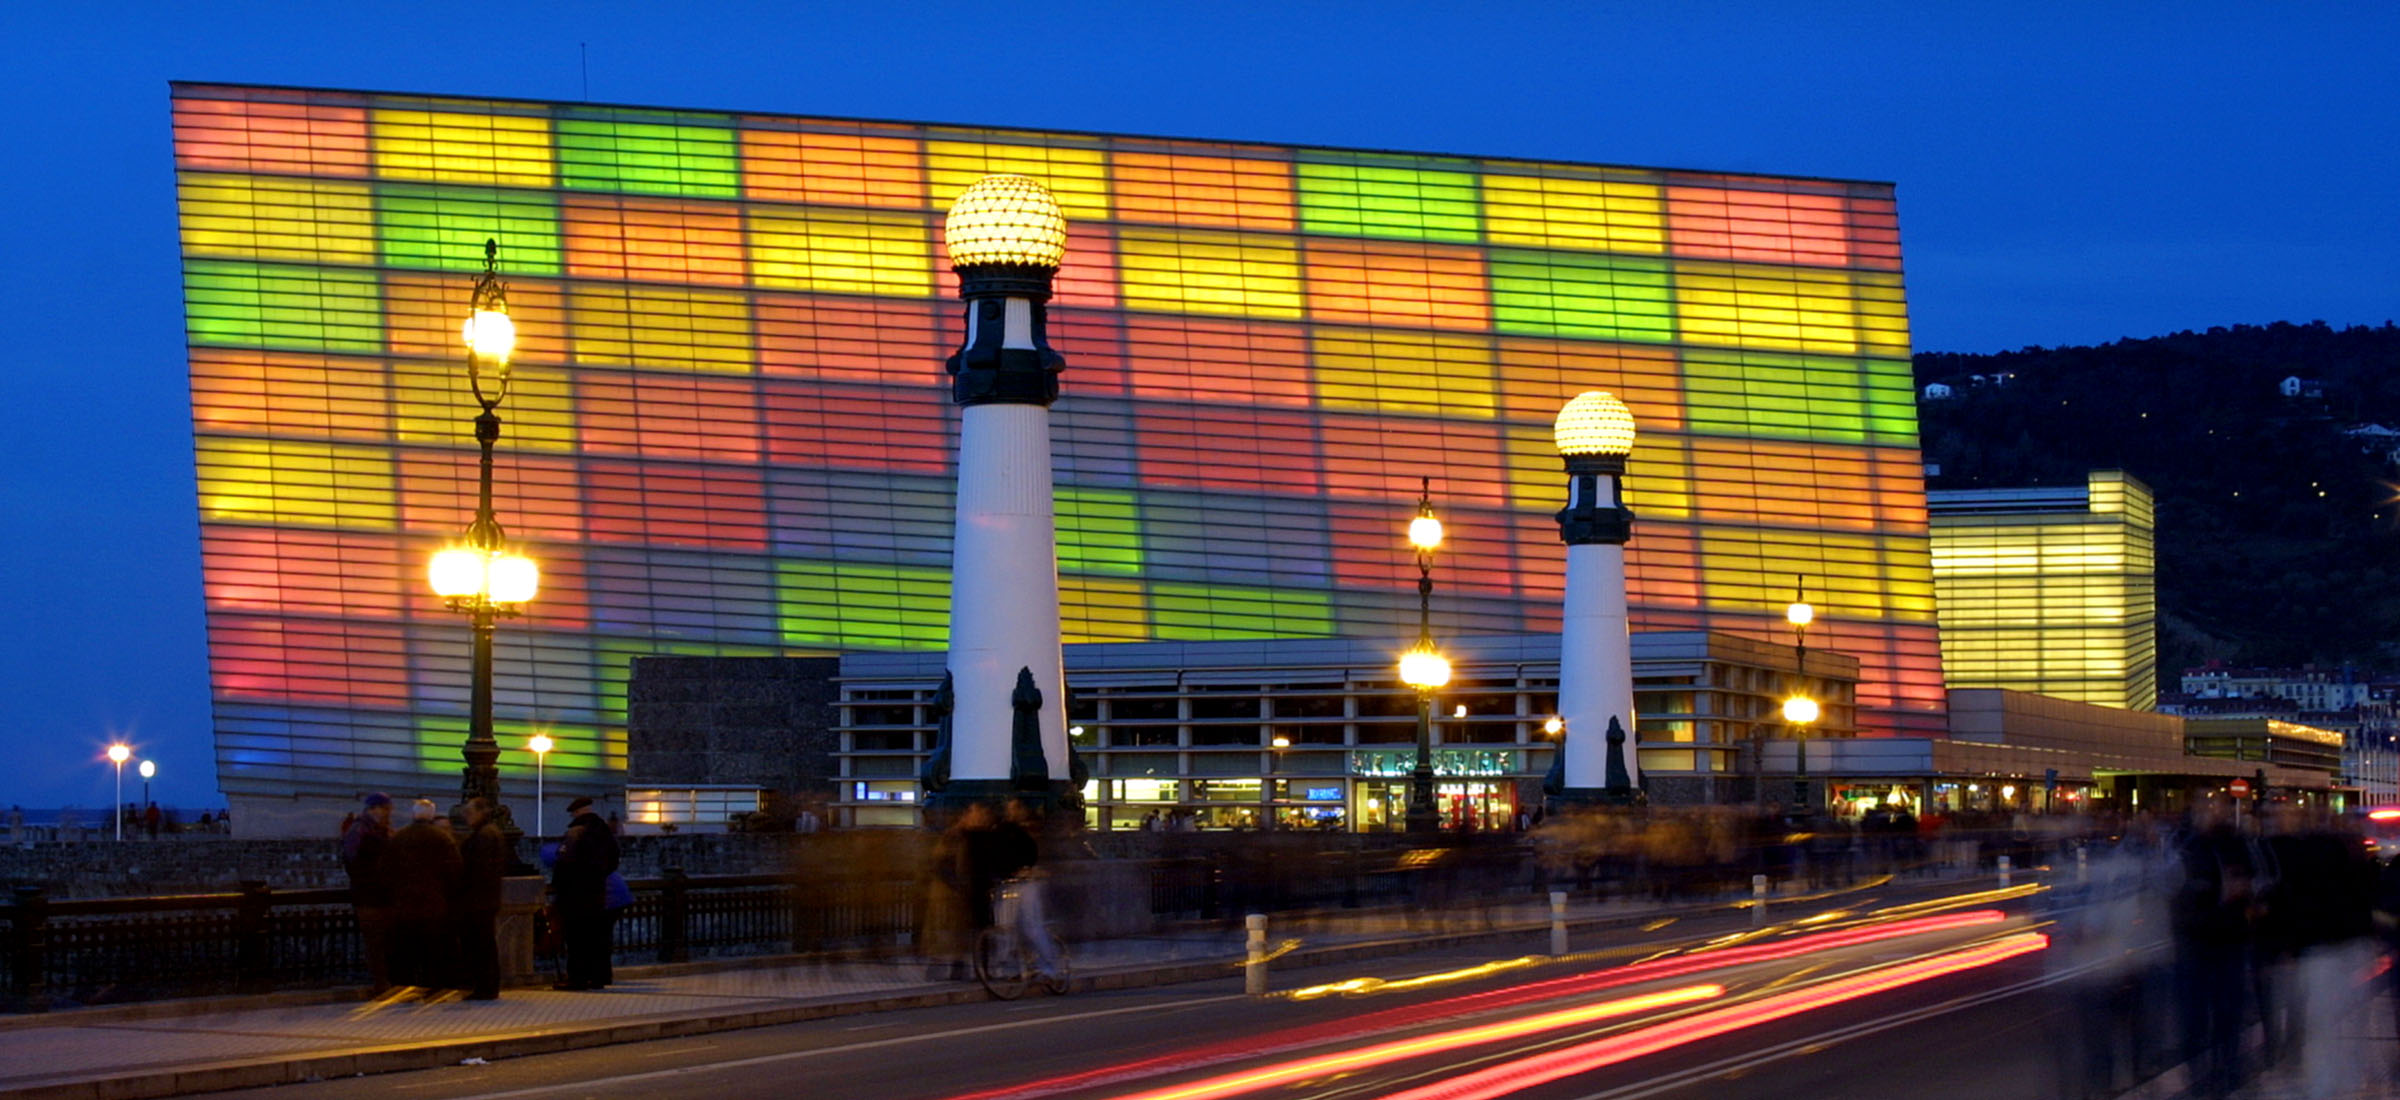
429 239 538 833
138 759 156 812
919 175 1082 823
1545 391 1643 810
1781 578 1819 804
1400 479 1450 833
105 744 130 840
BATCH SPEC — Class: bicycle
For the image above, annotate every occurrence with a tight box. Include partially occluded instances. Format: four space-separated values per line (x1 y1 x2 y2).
975 872 1070 999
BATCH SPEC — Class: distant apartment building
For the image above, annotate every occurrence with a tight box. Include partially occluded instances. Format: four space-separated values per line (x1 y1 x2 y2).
1929 470 2157 710
2179 664 2372 711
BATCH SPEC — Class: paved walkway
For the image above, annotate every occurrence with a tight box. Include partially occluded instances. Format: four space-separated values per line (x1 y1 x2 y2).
0 876 1931 1100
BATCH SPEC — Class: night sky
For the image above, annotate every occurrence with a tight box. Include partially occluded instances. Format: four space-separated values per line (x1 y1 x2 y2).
0 1 2391 810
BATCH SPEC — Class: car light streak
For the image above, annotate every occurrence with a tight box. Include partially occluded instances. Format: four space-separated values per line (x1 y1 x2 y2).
1371 932 2052 1100
940 910 2012 1100
1098 985 1723 1100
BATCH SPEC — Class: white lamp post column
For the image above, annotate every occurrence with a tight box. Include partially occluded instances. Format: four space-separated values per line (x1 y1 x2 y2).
1545 392 1643 809
921 175 1081 823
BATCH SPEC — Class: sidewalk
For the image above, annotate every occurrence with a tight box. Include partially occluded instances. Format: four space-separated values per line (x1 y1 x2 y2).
0 876 1932 1100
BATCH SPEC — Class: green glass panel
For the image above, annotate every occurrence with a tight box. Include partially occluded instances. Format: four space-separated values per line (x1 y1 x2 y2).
415 716 615 775
556 119 741 197
1295 162 1480 242
1860 357 1921 445
1487 249 1674 343
185 260 382 352
1682 350 1901 445
1057 487 1142 575
778 560 950 650
377 184 563 274
1150 582 1334 641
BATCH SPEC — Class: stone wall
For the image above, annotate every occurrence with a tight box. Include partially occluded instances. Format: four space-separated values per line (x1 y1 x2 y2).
628 656 840 805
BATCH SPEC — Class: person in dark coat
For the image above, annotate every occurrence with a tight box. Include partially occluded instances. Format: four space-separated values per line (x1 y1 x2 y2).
455 797 509 1000
384 798 463 990
2169 798 2256 1100
552 796 619 990
341 793 396 993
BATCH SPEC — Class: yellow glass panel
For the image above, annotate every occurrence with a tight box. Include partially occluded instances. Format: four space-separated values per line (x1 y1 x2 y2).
1117 229 1304 319
570 285 753 372
748 209 933 296
1481 174 1665 253
925 140 1111 220
1310 328 1496 417
178 174 376 263
196 436 395 528
1701 528 1933 619
1852 272 1911 354
372 109 554 187
1675 263 1860 353
1501 426 1690 517
1060 576 1149 643
391 362 576 450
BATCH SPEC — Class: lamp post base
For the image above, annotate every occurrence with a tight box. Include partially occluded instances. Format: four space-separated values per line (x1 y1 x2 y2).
1404 767 1442 833
921 779 1082 831
1545 785 1646 816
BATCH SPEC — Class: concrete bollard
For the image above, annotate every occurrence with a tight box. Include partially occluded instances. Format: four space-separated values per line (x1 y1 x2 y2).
1997 855 2012 888
1751 873 1769 927
1245 913 1268 996
1549 891 1569 956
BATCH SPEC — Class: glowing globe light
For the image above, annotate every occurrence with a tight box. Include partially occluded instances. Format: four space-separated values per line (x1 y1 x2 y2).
106 744 131 765
1399 647 1453 690
1786 601 1815 628
527 733 554 756
429 546 541 604
1408 514 1444 551
461 309 516 364
944 174 1068 270
138 759 156 780
1782 695 1821 725
488 551 540 604
1554 391 1638 457
1543 716 1564 738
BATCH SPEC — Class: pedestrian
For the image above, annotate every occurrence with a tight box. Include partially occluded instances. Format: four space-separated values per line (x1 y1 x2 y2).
552 795 619 990
144 802 161 840
384 798 462 991
2169 797 2255 1099
341 793 396 993
455 796 508 1000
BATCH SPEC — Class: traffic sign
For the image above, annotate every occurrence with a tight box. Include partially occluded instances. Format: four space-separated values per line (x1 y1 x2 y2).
2229 778 2251 797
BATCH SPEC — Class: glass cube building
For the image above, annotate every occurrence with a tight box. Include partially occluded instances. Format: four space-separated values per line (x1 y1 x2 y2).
171 83 1945 821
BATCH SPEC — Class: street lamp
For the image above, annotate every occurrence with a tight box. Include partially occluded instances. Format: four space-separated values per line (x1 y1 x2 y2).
138 759 156 813
1402 478 1448 833
105 744 130 840
527 734 554 835
430 239 538 834
1778 575 1817 806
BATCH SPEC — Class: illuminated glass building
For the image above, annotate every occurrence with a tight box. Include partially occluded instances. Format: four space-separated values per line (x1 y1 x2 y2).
1927 470 2157 710
170 83 1944 829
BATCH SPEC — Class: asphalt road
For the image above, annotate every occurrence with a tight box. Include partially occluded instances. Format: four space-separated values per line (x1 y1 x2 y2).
209 879 2117 1100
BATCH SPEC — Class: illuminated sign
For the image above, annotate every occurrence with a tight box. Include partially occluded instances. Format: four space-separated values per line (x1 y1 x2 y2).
1352 750 1520 778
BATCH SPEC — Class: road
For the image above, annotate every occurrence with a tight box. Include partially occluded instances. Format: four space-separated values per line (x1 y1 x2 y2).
211 879 2122 1100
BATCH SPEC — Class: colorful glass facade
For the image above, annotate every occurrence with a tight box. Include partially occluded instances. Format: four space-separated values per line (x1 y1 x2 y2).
173 83 1945 808
1928 471 2157 710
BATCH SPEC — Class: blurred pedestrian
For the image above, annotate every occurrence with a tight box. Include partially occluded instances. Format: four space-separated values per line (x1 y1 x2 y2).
385 799 461 990
143 802 160 840
341 793 396 993
2170 797 2256 1099
552 796 619 990
455 796 508 1000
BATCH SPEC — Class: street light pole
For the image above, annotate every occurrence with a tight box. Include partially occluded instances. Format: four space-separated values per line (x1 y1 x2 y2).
528 734 554 836
1782 577 1819 809
430 239 538 835
139 759 155 812
1402 479 1448 833
106 744 129 841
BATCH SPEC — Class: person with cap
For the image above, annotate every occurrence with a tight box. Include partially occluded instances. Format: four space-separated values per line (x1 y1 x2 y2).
340 793 396 993
385 798 462 991
552 795 619 990
455 796 509 999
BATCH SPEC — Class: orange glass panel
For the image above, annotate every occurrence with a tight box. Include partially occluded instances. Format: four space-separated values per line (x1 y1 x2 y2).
1134 405 1321 495
1666 187 1850 267
1327 502 1517 597
396 449 584 542
1492 339 1684 430
190 348 387 440
563 196 746 286
1316 413 1506 506
755 294 945 386
383 275 570 364
1053 309 1127 397
759 381 950 475
1125 315 1312 407
1111 151 1295 231
208 615 409 706
578 373 762 462
1624 520 1706 607
173 97 370 176
1688 437 1881 531
202 526 405 618
936 223 1118 309
740 129 926 207
1847 196 1903 271
582 460 767 551
1303 239 1489 330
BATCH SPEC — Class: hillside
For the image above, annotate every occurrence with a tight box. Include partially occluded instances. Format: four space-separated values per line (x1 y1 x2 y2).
1914 321 2400 672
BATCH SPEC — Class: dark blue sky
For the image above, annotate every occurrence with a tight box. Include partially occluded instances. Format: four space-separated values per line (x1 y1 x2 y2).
0 2 2391 809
